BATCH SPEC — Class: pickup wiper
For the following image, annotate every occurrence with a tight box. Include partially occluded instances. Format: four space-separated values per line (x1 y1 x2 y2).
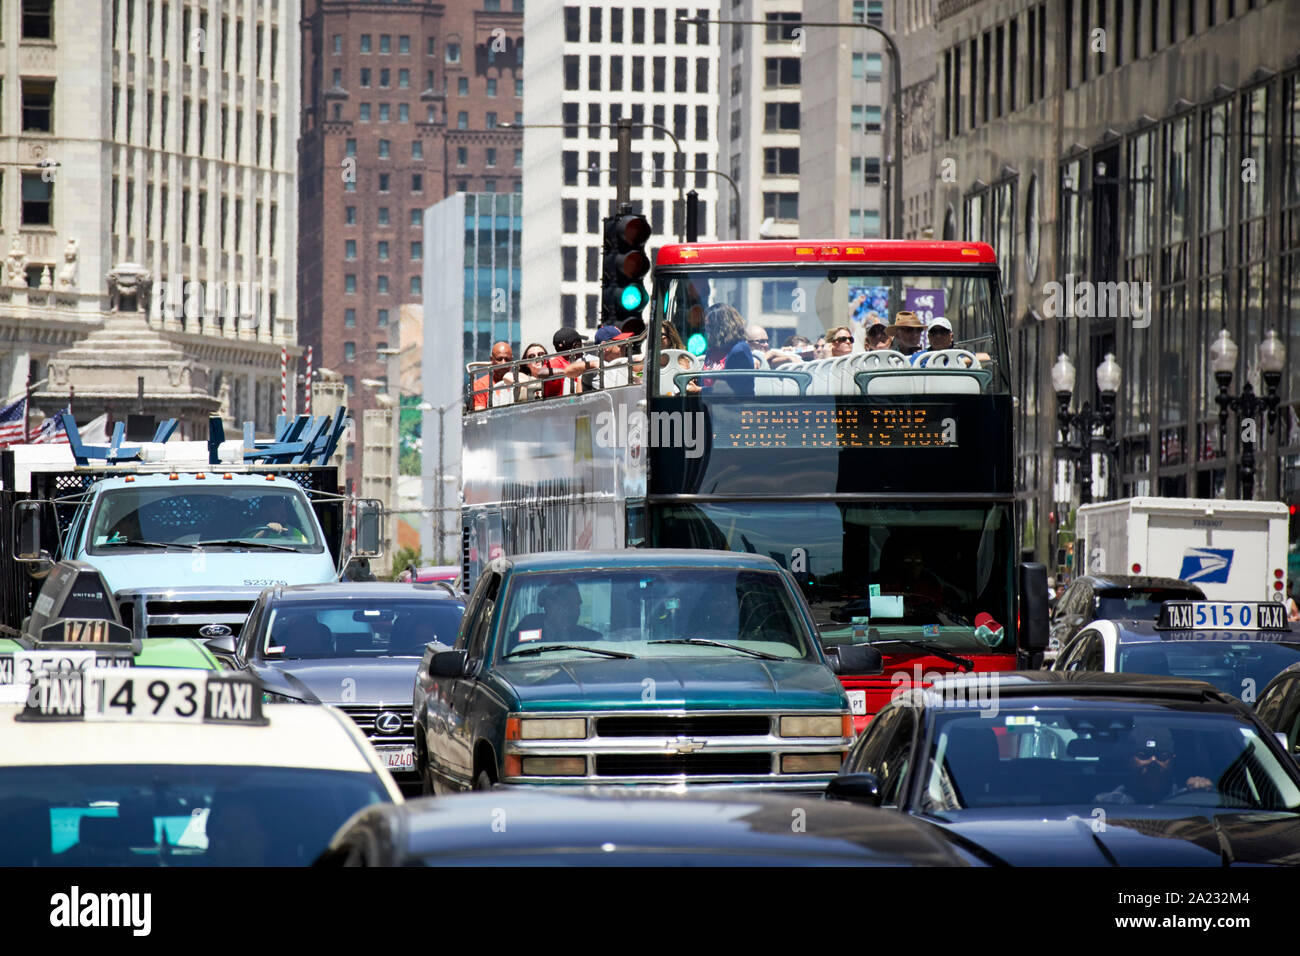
648 638 784 661
194 538 303 553
502 644 636 660
866 638 974 672
101 538 193 550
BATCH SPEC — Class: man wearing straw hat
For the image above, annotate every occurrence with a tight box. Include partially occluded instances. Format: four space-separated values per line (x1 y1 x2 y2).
887 310 925 357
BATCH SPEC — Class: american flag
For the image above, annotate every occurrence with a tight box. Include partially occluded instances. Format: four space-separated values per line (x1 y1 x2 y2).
32 408 70 445
0 396 27 447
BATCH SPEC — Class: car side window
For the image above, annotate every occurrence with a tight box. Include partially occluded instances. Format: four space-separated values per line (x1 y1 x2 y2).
1055 633 1082 670
1077 632 1104 671
850 705 901 776
1254 675 1291 729
239 600 266 661
1280 678 1300 758
455 572 495 651
878 708 917 808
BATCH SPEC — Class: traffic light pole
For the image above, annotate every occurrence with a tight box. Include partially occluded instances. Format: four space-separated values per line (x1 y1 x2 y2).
616 119 632 208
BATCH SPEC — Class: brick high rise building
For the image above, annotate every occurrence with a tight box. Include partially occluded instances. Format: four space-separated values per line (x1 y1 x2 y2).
299 0 523 484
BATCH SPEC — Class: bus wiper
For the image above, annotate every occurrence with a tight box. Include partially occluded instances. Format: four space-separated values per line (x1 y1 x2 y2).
648 638 784 661
502 644 637 660
195 538 303 553
866 638 974 672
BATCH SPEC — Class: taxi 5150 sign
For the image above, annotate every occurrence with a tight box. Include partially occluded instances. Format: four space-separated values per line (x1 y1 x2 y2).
20 668 265 724
1159 601 1288 631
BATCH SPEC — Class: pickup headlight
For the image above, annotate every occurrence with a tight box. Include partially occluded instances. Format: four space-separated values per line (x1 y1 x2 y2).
506 717 588 740
781 754 844 774
521 757 586 776
779 715 844 738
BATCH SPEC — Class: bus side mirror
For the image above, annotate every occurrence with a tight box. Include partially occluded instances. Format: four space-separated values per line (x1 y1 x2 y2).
1019 562 1050 652
14 500 52 563
353 499 384 557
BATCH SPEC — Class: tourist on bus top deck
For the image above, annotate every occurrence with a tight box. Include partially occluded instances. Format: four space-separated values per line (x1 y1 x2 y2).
745 325 800 368
472 340 514 410
887 310 926 356
906 316 956 366
827 325 856 357
866 321 893 351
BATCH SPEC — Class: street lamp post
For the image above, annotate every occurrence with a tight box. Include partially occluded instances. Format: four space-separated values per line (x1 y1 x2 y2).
417 397 460 564
1210 328 1287 501
1052 353 1122 505
682 14 904 239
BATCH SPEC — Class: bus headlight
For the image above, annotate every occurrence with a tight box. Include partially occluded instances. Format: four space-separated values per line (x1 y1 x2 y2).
506 717 587 740
779 715 843 738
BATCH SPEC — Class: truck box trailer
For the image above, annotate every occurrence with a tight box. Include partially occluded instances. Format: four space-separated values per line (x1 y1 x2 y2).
1075 497 1289 602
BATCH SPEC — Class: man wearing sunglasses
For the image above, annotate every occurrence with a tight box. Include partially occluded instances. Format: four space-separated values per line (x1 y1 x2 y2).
1095 727 1214 805
746 324 799 367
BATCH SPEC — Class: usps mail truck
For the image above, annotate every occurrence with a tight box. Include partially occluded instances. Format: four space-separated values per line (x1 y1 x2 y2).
1076 497 1289 602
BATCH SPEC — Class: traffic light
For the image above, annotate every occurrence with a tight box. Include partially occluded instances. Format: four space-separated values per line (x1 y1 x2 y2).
602 208 652 324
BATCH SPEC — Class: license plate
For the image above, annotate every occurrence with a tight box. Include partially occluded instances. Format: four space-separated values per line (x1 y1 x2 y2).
846 690 867 716
374 745 415 771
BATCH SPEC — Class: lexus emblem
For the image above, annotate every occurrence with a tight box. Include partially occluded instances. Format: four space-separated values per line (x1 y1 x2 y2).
199 624 233 639
375 711 404 735
671 737 705 754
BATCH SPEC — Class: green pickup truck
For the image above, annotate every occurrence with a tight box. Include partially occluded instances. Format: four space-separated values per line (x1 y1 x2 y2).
413 550 881 794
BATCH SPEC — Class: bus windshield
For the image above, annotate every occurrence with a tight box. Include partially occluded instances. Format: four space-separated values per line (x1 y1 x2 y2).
651 502 1015 654
656 267 1009 397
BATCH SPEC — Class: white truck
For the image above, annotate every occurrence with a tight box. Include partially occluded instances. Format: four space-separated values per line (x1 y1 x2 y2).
1076 497 1289 602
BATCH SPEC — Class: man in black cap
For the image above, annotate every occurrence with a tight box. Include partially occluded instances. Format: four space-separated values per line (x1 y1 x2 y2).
1095 727 1214 804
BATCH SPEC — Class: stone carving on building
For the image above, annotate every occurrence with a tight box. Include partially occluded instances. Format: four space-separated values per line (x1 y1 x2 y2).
106 262 152 313
902 79 935 161
39 265 53 290
57 239 78 290
5 238 27 288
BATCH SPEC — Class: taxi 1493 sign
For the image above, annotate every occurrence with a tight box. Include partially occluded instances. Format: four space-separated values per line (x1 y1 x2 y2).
1159 601 1287 631
19 667 265 724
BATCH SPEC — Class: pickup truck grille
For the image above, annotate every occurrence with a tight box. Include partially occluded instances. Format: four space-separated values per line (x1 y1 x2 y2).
594 715 772 737
337 705 415 745
595 753 775 776
119 596 257 641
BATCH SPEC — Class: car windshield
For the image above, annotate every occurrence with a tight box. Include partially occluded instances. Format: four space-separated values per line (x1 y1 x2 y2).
657 267 1009 396
1095 589 1202 620
87 486 322 553
0 765 389 866
1116 641 1300 701
919 707 1300 813
264 599 466 660
496 568 813 662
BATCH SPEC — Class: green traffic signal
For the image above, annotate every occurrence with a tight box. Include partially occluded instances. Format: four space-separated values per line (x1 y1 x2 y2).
620 283 647 311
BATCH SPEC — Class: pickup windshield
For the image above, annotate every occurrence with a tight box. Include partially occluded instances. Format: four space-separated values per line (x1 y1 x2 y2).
496 568 815 663
87 486 322 554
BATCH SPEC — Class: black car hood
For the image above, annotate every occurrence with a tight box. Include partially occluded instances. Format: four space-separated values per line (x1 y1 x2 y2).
923 806 1300 866
254 657 421 706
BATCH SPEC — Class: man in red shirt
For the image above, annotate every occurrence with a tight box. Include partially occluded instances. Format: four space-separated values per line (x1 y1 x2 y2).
472 341 514 410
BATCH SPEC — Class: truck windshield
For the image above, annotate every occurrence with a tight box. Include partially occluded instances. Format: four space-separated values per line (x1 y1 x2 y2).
496 568 814 662
1116 641 1300 700
651 502 1015 654
657 267 1009 396
87 486 322 554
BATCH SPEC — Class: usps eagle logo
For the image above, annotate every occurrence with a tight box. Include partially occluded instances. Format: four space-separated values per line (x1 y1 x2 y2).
1177 548 1234 584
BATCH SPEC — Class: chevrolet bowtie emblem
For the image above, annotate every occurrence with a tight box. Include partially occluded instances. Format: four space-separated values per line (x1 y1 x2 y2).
671 736 705 754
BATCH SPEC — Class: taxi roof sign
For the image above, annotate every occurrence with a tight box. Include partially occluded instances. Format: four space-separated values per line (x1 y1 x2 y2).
1158 601 1288 632
18 667 266 726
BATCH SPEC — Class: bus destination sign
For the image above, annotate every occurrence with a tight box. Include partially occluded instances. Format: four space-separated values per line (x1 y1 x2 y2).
714 405 958 449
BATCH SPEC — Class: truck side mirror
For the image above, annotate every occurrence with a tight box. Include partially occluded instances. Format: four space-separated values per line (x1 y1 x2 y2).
1019 562 1050 652
828 643 884 676
353 499 384 558
13 500 52 563
430 649 468 678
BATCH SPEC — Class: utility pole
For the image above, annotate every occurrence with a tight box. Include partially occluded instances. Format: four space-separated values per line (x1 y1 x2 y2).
615 118 632 208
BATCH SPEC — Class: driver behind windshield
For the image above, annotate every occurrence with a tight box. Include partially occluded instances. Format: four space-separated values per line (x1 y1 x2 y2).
241 495 308 543
1094 727 1214 805
514 582 602 645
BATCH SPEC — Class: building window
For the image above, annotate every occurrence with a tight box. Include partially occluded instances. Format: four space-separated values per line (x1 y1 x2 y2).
345 239 357 259
333 34 343 55
763 147 799 176
379 103 390 122
486 147 497 167
457 111 468 129
486 112 497 128
22 0 54 39
378 241 389 260
21 79 55 132
765 58 800 87
378 172 390 192
344 342 356 362
486 78 497 97
410 276 421 296
589 55 601 90
764 12 800 41
346 139 357 157
412 173 423 192
764 103 799 132
344 308 356 327
446 42 460 64
763 192 798 222
345 275 357 294
412 140 422 160
380 34 391 54
562 198 578 233
378 139 390 158
378 207 390 226
360 34 372 54
378 309 390 327
457 146 467 166
695 106 708 140
379 68 391 88
458 76 469 96
361 68 371 87
346 206 357 225
399 35 410 55
410 242 422 260
21 173 53 225
514 148 522 167
359 103 371 122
